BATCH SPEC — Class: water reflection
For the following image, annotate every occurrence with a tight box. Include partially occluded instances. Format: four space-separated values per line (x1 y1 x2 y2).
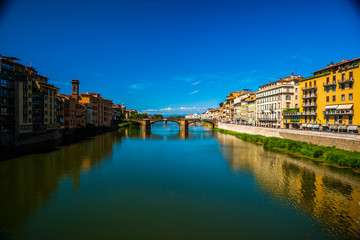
0 131 122 237
217 133 360 239
1 126 360 239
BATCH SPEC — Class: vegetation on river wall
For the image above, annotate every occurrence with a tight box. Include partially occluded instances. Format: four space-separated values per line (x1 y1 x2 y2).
118 122 141 128
215 128 360 169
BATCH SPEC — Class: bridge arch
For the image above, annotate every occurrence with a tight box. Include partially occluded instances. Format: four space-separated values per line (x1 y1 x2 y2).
118 118 217 130
150 119 181 125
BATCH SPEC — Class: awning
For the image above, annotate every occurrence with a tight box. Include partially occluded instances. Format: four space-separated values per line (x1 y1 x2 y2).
313 124 320 128
336 104 353 110
329 125 338 129
277 123 280 126
348 126 358 131
338 125 347 130
321 124 329 127
301 124 307 127
325 105 338 110
307 124 313 128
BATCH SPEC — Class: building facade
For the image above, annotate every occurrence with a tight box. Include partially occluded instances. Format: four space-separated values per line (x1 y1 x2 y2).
295 58 360 132
256 73 300 128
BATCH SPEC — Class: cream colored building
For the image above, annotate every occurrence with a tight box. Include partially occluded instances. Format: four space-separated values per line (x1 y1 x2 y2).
256 73 300 128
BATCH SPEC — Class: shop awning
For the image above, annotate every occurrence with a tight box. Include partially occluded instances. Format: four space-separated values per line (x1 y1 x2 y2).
301 124 307 127
336 104 353 110
307 124 313 128
338 125 347 130
348 126 358 131
329 125 338 129
321 124 329 127
325 105 338 110
313 124 320 128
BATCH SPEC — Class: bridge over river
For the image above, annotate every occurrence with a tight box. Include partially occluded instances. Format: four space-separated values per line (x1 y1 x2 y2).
118 118 218 130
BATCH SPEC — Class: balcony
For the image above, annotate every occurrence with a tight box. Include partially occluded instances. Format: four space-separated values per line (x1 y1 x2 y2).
258 117 277 121
323 110 354 115
302 86 318 91
338 78 354 84
302 111 317 116
302 103 317 107
323 82 336 87
302 93 317 99
283 111 301 116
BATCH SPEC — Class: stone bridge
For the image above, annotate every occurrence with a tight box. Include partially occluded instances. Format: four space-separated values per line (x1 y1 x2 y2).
119 118 218 130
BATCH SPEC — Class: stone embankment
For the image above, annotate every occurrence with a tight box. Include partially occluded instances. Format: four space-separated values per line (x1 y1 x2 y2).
218 122 360 152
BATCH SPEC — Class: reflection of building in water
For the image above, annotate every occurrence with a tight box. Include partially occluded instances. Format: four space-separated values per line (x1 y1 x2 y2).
0 131 121 233
217 133 360 238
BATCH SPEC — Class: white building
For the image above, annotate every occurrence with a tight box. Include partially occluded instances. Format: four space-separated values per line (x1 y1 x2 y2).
256 73 300 128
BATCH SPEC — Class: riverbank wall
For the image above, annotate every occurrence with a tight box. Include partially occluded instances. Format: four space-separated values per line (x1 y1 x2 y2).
0 125 117 149
218 122 360 152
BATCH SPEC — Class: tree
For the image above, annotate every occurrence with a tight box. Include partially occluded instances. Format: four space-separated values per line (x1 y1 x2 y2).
154 114 163 119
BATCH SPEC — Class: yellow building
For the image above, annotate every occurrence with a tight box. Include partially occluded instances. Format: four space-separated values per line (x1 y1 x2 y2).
298 58 359 132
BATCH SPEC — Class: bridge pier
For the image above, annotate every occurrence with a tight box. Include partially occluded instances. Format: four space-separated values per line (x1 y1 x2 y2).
141 120 151 131
179 120 189 130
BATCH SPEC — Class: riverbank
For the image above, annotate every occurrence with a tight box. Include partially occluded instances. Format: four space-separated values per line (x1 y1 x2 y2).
218 122 360 152
215 128 360 169
118 122 140 128
0 125 116 162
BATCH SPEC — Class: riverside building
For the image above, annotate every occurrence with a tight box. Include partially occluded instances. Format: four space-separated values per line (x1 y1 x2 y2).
256 73 300 128
296 58 360 132
0 56 59 145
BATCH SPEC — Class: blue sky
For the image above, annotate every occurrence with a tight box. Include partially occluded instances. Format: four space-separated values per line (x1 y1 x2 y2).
1 0 359 114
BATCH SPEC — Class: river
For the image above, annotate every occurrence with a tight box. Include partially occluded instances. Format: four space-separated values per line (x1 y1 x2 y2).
0 123 360 240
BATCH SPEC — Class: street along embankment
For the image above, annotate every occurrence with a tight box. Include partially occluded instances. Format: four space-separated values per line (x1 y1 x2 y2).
216 122 360 169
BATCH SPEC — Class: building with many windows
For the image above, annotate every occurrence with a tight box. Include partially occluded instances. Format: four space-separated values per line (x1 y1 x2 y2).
296 58 359 132
256 73 300 128
0 56 59 145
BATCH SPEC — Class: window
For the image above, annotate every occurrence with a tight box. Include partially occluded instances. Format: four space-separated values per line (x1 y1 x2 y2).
326 96 329 102
295 95 298 100
341 94 345 101
349 115 353 125
349 82 353 89
332 95 336 101
295 88 298 93
326 77 329 84
349 71 353 80
314 80 316 86
332 86 336 91
326 87 330 93
286 103 290 108
305 83 307 88
342 73 345 81
349 93 353 100
333 75 336 83
285 95 291 100
341 84 345 90
326 116 329 124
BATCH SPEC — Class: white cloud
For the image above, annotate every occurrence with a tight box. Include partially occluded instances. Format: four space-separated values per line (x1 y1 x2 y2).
190 90 198 94
192 81 201 85
128 83 145 90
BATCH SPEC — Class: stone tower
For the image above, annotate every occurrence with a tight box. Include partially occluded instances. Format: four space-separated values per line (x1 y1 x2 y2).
72 79 80 102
